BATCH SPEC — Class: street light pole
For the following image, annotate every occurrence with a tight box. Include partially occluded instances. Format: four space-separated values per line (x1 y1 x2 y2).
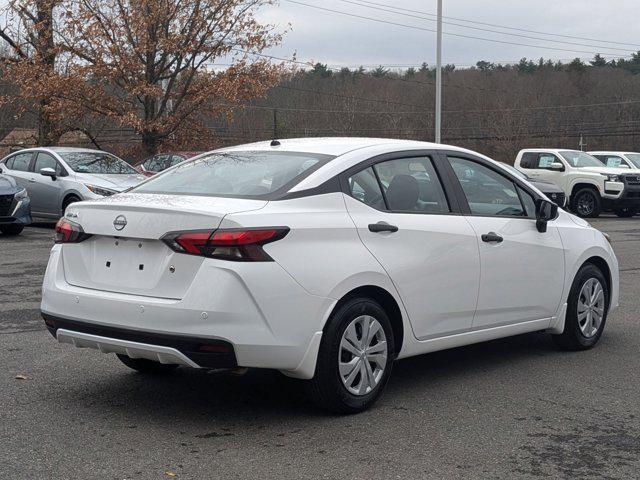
435 0 442 143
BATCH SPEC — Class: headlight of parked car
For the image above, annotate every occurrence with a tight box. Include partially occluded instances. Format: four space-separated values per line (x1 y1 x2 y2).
85 184 118 196
602 174 620 182
14 188 28 199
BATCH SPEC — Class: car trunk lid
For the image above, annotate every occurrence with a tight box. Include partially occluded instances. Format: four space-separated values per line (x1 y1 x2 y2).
61 193 267 299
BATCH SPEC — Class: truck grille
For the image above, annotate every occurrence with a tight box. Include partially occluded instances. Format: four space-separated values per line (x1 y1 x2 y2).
0 194 14 216
624 175 640 185
546 191 566 207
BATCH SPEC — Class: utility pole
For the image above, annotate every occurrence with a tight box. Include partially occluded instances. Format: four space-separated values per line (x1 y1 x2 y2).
579 134 587 151
435 0 443 143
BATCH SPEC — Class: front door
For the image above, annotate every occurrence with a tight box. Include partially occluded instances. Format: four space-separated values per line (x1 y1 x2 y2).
29 152 63 215
446 155 565 328
343 154 480 340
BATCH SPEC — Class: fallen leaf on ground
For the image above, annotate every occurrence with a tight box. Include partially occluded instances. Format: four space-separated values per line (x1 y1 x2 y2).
14 374 28 380
165 472 177 477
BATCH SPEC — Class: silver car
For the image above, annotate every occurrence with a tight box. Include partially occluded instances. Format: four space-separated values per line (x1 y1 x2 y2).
0 147 146 219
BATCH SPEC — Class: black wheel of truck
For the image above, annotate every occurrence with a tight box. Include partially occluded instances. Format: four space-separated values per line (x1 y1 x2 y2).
571 188 602 218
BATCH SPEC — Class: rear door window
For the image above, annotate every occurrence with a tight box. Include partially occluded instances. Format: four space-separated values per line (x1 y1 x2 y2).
373 157 449 213
8 152 33 172
348 167 385 209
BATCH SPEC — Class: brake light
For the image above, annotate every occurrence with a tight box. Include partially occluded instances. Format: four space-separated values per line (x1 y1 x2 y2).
54 218 92 244
161 227 289 261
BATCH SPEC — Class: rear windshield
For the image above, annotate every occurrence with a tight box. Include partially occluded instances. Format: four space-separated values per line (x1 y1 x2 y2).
131 151 335 198
60 152 137 174
559 151 602 168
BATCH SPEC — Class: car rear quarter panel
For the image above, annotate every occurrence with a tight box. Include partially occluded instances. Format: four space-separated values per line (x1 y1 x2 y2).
220 192 413 343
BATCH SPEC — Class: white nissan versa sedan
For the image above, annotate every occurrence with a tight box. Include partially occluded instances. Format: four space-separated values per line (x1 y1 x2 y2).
41 138 619 413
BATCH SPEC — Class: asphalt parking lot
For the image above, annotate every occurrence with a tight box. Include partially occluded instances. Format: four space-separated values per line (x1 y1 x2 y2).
2 218 640 479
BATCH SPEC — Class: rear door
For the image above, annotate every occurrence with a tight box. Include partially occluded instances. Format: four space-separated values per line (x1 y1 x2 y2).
443 153 565 329
342 152 480 340
2 151 34 190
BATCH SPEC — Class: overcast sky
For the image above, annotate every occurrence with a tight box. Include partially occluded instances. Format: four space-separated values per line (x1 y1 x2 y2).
257 0 640 69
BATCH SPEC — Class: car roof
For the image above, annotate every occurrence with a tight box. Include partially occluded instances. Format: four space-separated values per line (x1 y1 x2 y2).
519 148 580 153
218 137 468 157
589 151 640 155
13 147 107 154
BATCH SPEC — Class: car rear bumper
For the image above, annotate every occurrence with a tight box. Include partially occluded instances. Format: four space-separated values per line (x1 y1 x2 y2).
43 314 237 368
41 245 331 379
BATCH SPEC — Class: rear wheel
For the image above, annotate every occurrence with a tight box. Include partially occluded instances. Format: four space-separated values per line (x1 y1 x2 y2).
116 354 179 374
0 224 24 236
571 187 602 218
305 297 395 414
613 207 638 218
552 264 609 351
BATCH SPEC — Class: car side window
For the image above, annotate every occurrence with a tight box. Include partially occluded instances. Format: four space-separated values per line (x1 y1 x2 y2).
538 153 561 169
604 155 624 168
520 152 539 169
448 156 526 217
34 152 62 175
347 167 385 209
3 156 15 169
8 152 32 172
373 157 449 213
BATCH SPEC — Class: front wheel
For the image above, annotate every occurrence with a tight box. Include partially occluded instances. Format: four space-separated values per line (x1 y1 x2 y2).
116 354 179 374
0 224 24 236
552 264 609 351
571 188 602 218
613 207 638 218
305 297 395 414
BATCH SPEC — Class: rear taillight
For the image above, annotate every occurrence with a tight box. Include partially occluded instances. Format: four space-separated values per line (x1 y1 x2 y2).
54 218 92 244
161 227 289 261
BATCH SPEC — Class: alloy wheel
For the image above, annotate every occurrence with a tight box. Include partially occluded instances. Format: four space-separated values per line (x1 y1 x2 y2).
576 192 595 217
339 315 388 396
577 278 605 338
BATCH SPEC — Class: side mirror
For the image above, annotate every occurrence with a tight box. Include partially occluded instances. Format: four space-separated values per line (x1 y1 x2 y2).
620 164 630 169
40 167 57 180
535 198 559 233
549 162 564 171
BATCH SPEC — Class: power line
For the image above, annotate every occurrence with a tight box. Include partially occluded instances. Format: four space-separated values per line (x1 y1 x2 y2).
283 0 634 57
345 0 640 49
333 0 635 54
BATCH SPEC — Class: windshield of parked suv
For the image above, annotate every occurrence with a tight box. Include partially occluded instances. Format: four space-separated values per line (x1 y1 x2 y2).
625 154 640 168
559 151 603 168
60 152 137 174
131 151 335 197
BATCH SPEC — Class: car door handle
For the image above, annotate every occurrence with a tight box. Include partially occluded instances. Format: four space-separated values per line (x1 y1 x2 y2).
481 232 503 243
368 222 398 233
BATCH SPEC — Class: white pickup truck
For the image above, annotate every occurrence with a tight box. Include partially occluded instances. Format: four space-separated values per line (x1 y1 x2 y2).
514 148 640 218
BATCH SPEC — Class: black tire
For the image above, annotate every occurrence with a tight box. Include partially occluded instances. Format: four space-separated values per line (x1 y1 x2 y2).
0 224 24 236
613 207 638 218
570 187 602 218
116 354 179 374
62 195 80 214
552 264 609 351
305 297 395 414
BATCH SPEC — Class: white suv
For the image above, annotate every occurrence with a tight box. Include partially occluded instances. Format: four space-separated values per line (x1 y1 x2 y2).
589 151 640 170
41 138 619 413
515 149 640 218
